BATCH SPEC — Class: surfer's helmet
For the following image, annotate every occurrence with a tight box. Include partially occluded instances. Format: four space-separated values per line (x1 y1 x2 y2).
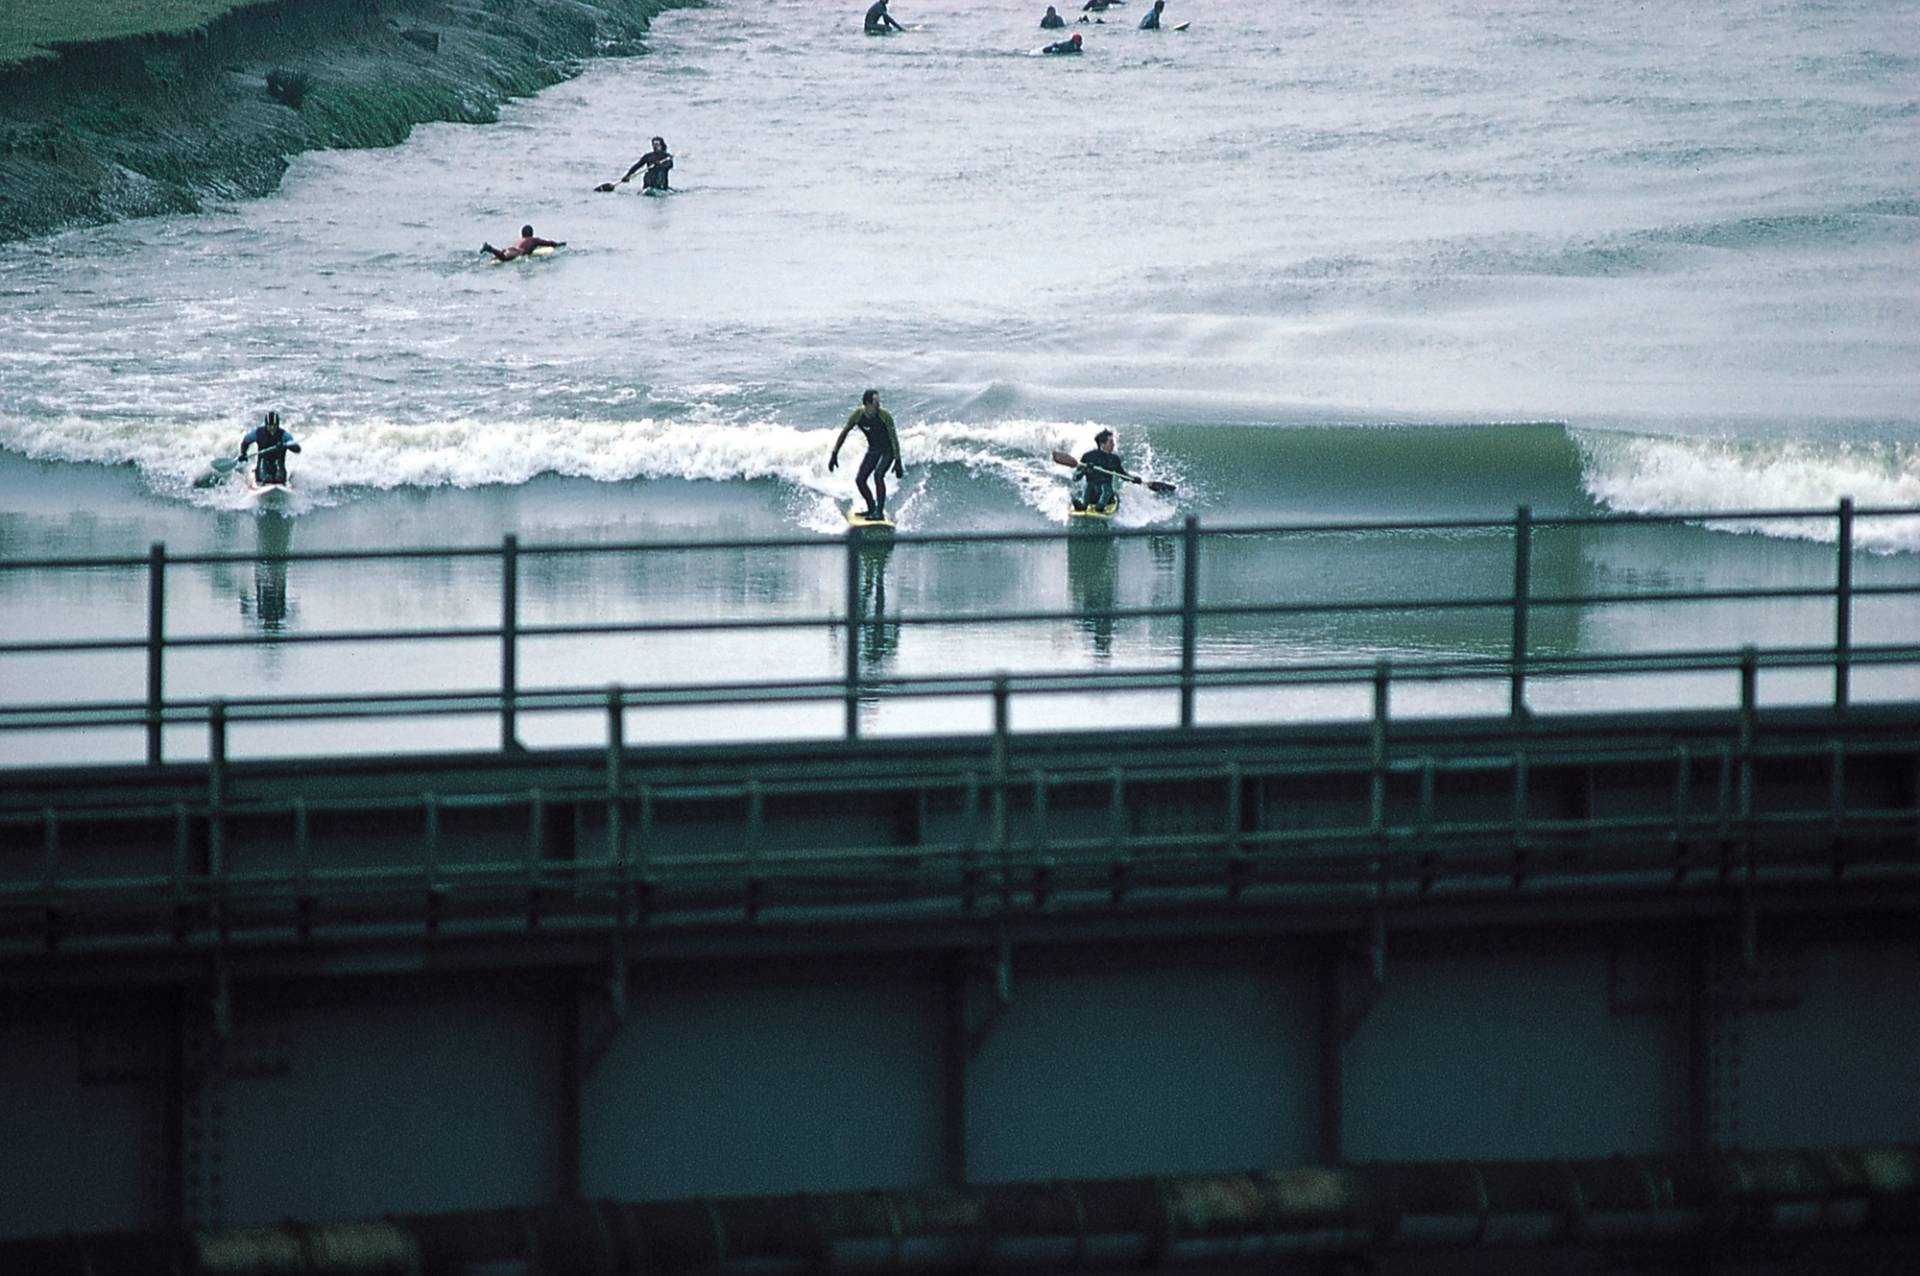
1071 32 1082 42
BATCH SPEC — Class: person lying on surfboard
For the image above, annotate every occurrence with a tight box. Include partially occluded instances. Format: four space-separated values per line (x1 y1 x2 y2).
829 389 905 521
1040 5 1066 27
1043 32 1084 52
1071 428 1131 512
481 225 565 262
1138 0 1166 28
237 410 301 487
865 0 905 33
620 137 673 191
1081 0 1123 11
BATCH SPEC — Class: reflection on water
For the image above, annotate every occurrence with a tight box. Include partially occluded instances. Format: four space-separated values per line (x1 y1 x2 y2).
856 535 900 685
1068 530 1119 661
242 512 293 635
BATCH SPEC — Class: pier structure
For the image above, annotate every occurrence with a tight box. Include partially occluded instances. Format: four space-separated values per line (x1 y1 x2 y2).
3 505 1918 1273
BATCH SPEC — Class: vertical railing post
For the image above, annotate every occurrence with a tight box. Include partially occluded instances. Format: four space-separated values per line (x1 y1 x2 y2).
207 700 227 885
1835 498 1853 711
147 542 166 765
1179 515 1200 729
845 536 862 740
1369 659 1390 845
1510 506 1532 718
501 534 518 752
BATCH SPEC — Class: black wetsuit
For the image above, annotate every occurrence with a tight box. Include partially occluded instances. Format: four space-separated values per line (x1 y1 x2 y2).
865 1 904 32
239 425 301 485
1078 447 1124 508
1043 38 1083 53
624 147 673 190
1040 10 1065 27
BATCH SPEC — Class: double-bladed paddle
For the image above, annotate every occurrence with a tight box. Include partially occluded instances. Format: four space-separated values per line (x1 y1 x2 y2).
1050 450 1177 494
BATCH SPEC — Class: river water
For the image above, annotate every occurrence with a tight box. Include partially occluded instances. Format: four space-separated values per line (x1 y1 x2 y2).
1 0 1917 762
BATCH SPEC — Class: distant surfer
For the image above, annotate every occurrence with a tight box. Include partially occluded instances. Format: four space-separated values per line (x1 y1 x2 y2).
238 411 301 487
1040 5 1065 27
1081 0 1122 11
865 0 905 33
829 389 905 520
1072 428 1132 512
620 137 673 192
1043 32 1084 53
1139 0 1165 28
481 225 565 262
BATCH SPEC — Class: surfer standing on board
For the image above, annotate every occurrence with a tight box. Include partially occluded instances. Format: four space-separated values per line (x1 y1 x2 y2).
238 411 301 486
481 225 564 262
865 0 905 33
829 389 905 521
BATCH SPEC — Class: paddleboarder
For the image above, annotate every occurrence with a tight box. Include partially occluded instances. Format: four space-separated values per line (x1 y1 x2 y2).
620 137 673 191
1071 428 1131 511
829 389 905 521
237 410 301 486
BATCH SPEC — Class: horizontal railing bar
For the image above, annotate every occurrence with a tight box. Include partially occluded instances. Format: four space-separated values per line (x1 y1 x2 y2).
17 579 1920 662
3 642 1918 734
7 502 1919 576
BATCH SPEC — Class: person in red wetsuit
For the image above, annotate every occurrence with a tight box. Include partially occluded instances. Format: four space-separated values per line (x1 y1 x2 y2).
481 225 565 262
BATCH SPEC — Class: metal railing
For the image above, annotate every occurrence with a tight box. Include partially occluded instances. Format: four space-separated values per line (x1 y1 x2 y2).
2 500 1917 768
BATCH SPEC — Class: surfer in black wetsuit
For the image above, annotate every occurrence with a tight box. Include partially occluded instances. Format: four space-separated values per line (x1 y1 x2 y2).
1043 32 1084 53
1081 0 1121 11
1040 5 1065 27
620 137 673 191
865 0 905 33
1139 0 1165 27
1072 428 1131 511
238 410 302 486
829 389 905 519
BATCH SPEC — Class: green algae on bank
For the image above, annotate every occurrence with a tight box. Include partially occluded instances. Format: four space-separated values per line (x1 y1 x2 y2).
0 0 272 69
0 0 680 243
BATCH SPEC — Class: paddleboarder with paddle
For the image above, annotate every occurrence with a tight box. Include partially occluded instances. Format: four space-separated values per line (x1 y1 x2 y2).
236 410 301 487
1052 427 1176 512
618 137 674 192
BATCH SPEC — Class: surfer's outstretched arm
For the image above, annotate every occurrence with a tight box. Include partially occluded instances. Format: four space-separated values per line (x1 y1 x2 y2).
828 421 858 471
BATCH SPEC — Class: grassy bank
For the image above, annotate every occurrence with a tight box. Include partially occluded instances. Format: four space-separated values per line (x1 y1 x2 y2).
1 1 270 68
0 0 680 242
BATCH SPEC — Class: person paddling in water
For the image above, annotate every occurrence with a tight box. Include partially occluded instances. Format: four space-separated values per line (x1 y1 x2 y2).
1072 428 1134 512
1043 32 1084 52
481 225 565 262
238 410 301 487
620 137 673 191
865 0 905 33
829 389 905 520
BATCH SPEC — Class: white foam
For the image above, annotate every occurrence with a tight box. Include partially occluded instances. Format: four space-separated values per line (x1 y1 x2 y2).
0 411 1188 528
1576 431 1920 553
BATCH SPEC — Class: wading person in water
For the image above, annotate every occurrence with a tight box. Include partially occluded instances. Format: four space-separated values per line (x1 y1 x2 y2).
481 225 565 261
621 137 673 191
1040 5 1065 27
829 389 905 519
238 410 301 486
865 0 905 32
